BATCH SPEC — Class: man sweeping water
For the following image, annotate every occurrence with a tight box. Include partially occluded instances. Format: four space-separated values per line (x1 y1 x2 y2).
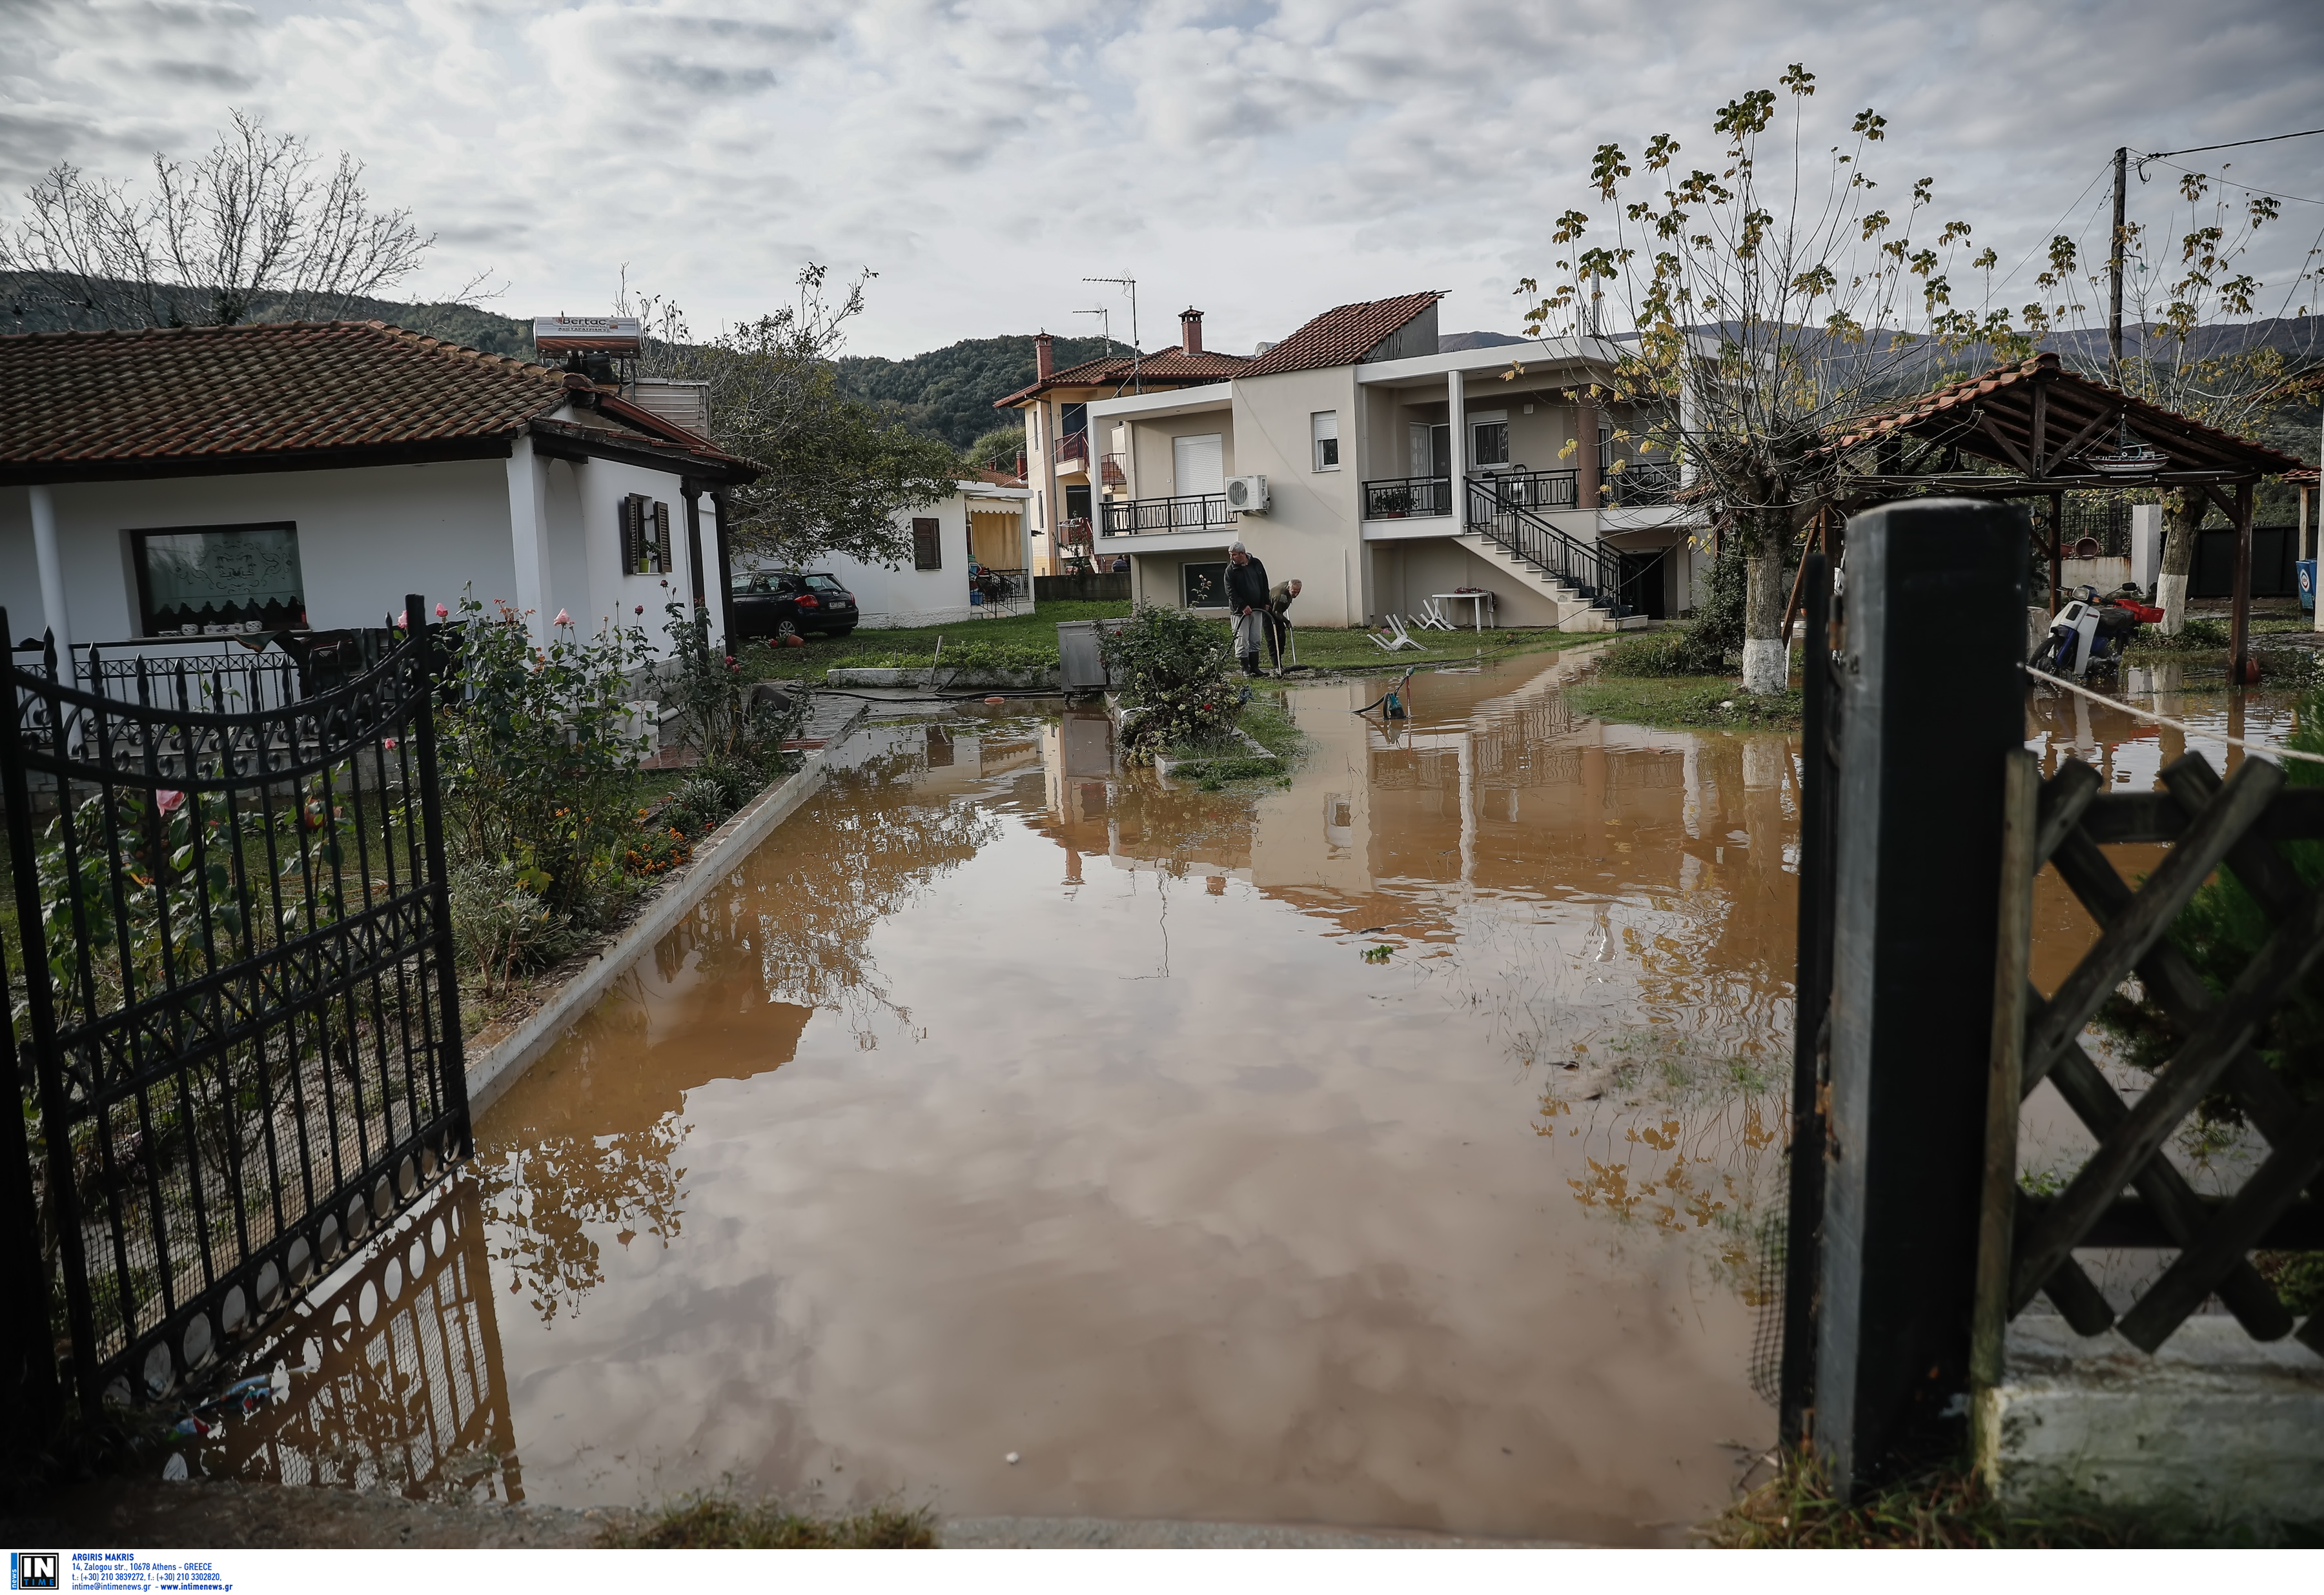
1225 542 1271 676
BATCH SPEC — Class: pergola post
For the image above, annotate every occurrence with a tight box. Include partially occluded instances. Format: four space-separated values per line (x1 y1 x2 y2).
2230 480 2256 683
2048 491 2064 615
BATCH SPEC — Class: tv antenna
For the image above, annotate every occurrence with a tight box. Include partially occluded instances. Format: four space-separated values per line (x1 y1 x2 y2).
1083 274 1141 392
1073 304 1113 354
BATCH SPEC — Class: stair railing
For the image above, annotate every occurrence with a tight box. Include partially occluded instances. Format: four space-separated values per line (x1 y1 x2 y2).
1464 479 1631 616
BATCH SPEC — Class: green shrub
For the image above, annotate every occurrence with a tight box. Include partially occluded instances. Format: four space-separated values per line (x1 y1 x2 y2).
436 593 651 918
1101 603 1241 766
447 857 569 991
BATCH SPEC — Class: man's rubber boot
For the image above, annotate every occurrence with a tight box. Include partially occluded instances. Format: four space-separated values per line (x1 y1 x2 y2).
1241 652 1261 676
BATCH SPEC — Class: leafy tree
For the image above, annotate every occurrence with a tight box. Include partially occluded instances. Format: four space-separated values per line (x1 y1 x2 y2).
1518 67 2019 691
0 109 439 329
629 267 964 569
962 425 1024 474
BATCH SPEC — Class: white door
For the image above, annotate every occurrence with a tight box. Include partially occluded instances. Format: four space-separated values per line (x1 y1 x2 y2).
1174 433 1224 498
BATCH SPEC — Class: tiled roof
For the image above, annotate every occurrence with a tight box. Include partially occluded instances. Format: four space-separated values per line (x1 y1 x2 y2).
1243 290 1443 376
0 320 755 480
1835 350 2302 476
993 347 1250 408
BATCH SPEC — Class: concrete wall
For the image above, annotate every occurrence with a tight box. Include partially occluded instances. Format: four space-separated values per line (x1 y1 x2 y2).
1129 412 1238 497
1232 366 1365 626
1363 537 1566 628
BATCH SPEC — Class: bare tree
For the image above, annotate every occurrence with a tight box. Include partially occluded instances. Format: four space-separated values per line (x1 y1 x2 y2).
1 109 431 329
622 265 963 570
1517 67 2017 692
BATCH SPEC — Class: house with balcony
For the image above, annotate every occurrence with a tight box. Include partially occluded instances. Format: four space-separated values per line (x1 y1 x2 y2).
999 290 1709 629
994 313 1252 576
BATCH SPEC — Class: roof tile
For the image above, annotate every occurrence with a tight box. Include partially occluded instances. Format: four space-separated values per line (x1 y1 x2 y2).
0 320 749 475
1243 291 1443 376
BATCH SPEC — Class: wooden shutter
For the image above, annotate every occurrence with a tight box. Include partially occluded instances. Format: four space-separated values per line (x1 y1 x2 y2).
652 500 673 573
620 494 644 572
912 517 943 570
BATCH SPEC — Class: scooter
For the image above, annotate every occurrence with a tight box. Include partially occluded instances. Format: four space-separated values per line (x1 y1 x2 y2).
2030 585 2149 680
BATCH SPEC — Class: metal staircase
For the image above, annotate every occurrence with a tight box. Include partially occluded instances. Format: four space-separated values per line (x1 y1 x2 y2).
1463 479 1637 631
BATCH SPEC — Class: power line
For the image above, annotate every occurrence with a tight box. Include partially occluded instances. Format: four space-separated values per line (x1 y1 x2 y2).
2143 127 2324 159
2136 156 2324 208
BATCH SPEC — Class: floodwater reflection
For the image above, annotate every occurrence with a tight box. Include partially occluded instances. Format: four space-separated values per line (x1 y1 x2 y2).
185 651 2316 1536
441 649 1823 1542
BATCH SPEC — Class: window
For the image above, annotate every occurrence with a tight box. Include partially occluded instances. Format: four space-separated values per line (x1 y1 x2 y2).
912 516 944 570
1471 413 1509 468
1311 411 1340 471
1065 484 1092 525
1181 560 1228 609
132 522 306 636
620 494 672 574
1060 401 1088 439
804 574 848 595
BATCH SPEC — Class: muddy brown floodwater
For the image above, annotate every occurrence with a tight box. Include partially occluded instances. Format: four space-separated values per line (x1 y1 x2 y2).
186 649 2312 1543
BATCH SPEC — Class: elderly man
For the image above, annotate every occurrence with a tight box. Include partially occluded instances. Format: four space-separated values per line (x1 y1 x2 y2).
1224 541 1272 675
1265 577 1301 668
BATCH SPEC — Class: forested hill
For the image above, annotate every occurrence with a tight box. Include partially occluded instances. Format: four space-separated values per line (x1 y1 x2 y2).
837 334 1114 446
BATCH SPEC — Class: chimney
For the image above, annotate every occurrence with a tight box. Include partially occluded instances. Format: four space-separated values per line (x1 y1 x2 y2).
1179 307 1204 356
1035 331 1054 380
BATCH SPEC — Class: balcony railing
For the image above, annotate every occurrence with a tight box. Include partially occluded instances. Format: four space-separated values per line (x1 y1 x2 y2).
1101 493 1234 536
1362 476 1452 518
1099 451 1128 488
1057 516 1094 548
1477 469 1579 513
1604 461 1682 507
1053 430 1089 467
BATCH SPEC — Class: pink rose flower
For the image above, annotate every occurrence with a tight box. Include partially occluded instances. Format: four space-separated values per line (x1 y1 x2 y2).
434 603 449 620
395 609 409 628
554 609 572 627
156 789 185 815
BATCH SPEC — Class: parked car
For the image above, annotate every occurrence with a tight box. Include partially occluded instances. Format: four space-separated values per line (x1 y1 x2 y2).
730 570 859 640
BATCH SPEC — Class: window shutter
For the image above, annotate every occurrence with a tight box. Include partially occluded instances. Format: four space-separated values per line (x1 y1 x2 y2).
912 517 943 570
653 500 673 573
620 494 643 572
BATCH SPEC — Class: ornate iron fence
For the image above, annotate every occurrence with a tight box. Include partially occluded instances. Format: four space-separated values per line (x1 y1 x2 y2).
0 594 469 1416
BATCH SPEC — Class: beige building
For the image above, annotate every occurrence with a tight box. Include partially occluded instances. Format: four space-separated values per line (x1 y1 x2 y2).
1004 290 1708 629
995 314 1251 578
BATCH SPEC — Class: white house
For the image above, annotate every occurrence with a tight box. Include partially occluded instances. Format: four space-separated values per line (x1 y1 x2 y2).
0 318 761 667
1006 292 1712 630
740 474 1033 629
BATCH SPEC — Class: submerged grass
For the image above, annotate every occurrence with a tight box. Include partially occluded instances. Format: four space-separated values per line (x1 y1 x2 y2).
601 1490 937 1549
749 600 1128 680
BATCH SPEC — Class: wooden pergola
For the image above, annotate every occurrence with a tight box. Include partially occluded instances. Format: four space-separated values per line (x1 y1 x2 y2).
1830 351 2303 680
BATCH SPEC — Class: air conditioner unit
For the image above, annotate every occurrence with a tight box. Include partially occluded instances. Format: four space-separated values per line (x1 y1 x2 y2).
1225 474 1269 513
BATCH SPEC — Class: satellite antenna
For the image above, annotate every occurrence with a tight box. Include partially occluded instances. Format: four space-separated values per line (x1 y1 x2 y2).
1083 274 1141 392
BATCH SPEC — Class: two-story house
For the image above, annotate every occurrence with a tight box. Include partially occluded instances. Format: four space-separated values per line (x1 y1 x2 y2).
1002 290 1707 629
995 312 1252 577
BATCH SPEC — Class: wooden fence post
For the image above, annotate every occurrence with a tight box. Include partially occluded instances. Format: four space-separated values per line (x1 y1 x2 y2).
1817 497 2030 1497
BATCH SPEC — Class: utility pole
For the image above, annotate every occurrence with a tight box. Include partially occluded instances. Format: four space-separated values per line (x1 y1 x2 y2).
2109 147 2128 387
1084 274 1141 393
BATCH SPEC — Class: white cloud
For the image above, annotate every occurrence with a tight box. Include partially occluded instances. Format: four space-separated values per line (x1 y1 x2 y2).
4 0 2321 355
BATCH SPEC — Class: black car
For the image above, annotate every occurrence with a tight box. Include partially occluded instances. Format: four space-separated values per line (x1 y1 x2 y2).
731 570 859 640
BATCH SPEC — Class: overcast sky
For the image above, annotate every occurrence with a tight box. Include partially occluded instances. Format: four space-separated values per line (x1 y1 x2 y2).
5 0 2323 359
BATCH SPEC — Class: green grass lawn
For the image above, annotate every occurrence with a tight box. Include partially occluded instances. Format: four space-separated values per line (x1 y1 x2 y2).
742 601 1601 682
747 600 1129 680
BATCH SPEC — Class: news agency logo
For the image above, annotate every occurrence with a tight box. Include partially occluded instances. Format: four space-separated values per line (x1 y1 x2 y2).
10 1552 58 1591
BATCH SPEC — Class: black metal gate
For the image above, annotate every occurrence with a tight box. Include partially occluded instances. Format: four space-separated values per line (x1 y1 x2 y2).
0 594 467 1417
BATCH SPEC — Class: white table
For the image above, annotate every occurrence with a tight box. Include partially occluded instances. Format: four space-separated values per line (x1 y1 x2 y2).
1431 591 1496 633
